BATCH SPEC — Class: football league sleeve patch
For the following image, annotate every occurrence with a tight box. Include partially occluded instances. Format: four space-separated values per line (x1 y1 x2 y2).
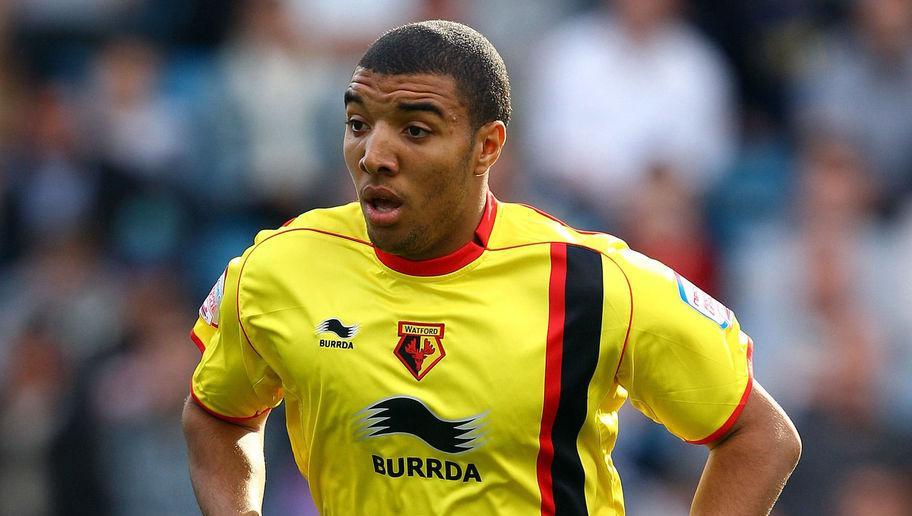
189 268 226 352
675 273 734 329
200 268 226 328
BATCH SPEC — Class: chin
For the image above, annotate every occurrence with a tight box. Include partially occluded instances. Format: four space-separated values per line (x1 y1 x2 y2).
366 226 400 251
368 226 424 258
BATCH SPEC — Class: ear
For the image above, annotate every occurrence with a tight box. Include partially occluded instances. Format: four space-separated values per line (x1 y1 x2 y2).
472 121 507 176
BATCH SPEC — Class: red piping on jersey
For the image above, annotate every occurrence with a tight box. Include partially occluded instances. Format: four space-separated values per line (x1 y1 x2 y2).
686 338 755 445
189 381 270 424
235 248 270 360
536 243 567 516
518 203 601 235
189 329 206 353
605 255 634 381
373 191 498 276
276 227 373 247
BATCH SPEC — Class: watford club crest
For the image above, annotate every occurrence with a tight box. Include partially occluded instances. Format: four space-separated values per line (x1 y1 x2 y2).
394 322 446 380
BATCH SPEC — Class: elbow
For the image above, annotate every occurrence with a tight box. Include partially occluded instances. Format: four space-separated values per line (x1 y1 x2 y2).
748 382 801 474
766 407 801 477
780 422 802 473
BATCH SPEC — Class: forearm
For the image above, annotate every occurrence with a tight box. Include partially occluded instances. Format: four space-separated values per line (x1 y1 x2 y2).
182 399 268 515
692 432 796 514
691 384 801 515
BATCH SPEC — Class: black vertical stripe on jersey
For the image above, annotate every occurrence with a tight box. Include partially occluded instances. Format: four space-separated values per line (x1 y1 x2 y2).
552 245 603 515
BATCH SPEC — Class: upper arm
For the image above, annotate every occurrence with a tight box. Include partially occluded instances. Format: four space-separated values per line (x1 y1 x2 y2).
189 254 283 423
707 380 800 452
614 250 753 444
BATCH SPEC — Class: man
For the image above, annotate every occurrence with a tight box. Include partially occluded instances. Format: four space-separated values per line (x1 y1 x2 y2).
182 20 800 515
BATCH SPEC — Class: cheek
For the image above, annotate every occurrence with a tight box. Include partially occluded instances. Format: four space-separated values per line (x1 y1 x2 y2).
404 137 473 211
418 154 469 213
343 141 363 178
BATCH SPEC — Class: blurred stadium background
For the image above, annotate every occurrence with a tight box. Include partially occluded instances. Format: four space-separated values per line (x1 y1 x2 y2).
1 0 911 514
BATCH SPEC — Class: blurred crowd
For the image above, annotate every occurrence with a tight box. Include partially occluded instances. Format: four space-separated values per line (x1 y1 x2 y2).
1 0 911 514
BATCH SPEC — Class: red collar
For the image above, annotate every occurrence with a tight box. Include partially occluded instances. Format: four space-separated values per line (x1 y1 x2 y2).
374 191 497 276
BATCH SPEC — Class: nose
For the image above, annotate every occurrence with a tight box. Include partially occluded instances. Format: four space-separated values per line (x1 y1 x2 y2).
360 128 398 176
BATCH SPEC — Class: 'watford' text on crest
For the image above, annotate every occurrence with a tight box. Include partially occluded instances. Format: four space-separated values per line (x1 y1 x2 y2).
394 322 446 380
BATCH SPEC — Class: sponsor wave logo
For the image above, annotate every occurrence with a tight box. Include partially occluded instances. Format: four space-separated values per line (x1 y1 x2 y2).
355 396 487 454
315 318 359 339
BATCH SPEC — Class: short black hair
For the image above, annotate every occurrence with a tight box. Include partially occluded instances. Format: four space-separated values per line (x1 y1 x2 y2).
357 20 511 129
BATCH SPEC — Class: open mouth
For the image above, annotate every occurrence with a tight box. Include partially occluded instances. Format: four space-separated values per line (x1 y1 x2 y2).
362 186 404 227
369 197 401 213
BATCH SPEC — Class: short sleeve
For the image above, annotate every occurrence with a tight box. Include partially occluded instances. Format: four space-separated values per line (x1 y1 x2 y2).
615 250 753 444
189 256 283 422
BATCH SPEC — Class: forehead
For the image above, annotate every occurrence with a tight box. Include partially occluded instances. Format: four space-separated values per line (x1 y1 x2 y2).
345 68 465 117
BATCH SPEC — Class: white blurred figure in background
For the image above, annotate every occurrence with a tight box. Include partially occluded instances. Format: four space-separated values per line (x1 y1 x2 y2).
86 37 188 183
215 0 335 213
288 0 419 55
525 0 735 229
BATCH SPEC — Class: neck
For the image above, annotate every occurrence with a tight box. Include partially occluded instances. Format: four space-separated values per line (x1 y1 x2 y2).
372 189 496 277
411 188 489 261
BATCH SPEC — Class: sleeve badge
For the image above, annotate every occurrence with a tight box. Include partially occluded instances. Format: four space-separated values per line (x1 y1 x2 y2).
199 269 226 327
675 273 733 329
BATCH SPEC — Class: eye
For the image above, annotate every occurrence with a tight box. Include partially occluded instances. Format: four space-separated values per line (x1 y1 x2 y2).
405 125 430 138
347 119 368 134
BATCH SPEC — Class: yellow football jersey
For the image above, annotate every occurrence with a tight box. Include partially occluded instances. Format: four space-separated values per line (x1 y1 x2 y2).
190 193 752 515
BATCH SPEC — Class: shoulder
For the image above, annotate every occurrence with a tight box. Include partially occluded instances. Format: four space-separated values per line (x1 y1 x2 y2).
268 202 368 242
238 202 371 275
492 201 703 278
247 202 369 253
493 202 729 317
490 201 629 258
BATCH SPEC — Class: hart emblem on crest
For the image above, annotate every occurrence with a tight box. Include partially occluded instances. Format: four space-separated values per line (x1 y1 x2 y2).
394 321 446 380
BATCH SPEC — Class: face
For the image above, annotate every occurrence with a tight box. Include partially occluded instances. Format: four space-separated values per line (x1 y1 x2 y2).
343 68 503 260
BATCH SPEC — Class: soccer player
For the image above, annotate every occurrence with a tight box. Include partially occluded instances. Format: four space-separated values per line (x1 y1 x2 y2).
182 20 800 515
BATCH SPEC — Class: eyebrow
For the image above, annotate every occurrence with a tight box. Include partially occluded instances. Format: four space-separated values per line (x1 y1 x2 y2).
397 101 444 118
344 90 362 106
344 90 445 119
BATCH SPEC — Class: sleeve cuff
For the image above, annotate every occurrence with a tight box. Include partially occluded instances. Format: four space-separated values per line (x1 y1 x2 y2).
189 382 270 424
685 338 754 445
189 329 206 353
